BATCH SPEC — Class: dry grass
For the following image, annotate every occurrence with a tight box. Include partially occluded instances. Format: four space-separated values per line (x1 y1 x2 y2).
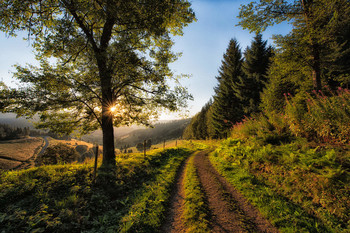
0 158 21 170
0 137 43 161
151 139 186 150
48 138 94 149
0 137 44 170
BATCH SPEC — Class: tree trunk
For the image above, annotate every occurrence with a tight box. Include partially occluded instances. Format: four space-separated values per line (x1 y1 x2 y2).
311 42 322 91
98 53 116 170
302 0 322 91
101 107 116 168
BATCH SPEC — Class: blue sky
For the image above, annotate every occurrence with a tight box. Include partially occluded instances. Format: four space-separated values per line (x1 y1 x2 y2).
0 0 291 120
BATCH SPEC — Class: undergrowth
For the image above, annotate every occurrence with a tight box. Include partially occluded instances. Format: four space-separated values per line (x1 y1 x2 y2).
0 147 193 232
182 154 210 233
232 88 350 145
210 138 350 232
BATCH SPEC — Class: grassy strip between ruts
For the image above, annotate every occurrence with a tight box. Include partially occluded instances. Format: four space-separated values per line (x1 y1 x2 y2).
119 148 192 232
182 153 210 233
0 147 193 233
209 138 349 232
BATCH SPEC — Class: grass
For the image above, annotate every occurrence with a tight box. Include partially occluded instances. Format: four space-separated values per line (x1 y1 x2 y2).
209 138 350 232
182 154 210 233
0 147 194 233
119 148 191 232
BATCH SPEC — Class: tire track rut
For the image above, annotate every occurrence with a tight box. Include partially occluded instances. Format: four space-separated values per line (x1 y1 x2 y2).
194 151 278 233
163 151 279 232
161 156 190 232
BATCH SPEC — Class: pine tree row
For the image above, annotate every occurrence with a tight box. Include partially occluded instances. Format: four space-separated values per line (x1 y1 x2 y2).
183 34 273 139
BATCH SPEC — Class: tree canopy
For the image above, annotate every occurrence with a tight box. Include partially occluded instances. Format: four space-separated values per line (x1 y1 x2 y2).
238 0 350 91
0 0 195 170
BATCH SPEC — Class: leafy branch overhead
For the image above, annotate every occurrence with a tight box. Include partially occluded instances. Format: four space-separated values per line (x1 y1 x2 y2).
0 0 195 134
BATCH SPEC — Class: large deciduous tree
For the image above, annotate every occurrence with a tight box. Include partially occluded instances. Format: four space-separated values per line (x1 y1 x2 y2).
0 0 195 172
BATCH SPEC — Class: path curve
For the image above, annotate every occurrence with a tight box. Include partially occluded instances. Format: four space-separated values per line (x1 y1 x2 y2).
12 136 49 170
38 136 49 156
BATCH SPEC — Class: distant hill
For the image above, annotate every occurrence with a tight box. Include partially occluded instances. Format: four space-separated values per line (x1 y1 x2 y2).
0 113 191 148
0 113 35 129
114 119 191 149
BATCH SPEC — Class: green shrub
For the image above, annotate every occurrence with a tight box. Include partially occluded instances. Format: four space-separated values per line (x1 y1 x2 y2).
231 113 293 145
232 88 350 145
75 145 88 154
36 143 80 165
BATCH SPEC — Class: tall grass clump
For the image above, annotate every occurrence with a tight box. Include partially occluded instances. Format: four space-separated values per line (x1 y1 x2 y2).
231 112 293 145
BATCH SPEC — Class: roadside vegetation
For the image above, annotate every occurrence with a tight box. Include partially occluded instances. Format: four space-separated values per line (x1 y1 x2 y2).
206 90 350 232
180 1 350 231
0 147 193 232
210 138 349 232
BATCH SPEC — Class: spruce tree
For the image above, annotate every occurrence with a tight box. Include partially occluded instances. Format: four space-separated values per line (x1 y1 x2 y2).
234 34 273 116
210 39 243 138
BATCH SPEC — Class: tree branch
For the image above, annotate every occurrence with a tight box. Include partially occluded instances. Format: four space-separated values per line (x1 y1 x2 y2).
61 0 99 53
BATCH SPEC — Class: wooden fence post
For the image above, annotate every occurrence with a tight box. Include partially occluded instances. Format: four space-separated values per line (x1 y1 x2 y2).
163 140 165 149
143 139 146 157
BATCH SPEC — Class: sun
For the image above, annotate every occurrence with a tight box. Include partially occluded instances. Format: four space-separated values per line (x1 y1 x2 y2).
110 106 117 113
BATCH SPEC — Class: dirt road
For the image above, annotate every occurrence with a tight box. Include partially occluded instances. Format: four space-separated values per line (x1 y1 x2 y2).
162 151 279 232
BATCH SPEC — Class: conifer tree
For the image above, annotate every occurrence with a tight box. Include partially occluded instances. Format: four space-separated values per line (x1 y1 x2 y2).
183 99 212 139
210 39 243 138
234 34 273 116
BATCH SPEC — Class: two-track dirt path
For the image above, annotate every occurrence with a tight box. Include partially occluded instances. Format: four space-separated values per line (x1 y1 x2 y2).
162 151 279 233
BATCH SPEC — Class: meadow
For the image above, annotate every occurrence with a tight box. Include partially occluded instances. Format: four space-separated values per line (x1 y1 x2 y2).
0 146 194 232
0 137 44 170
